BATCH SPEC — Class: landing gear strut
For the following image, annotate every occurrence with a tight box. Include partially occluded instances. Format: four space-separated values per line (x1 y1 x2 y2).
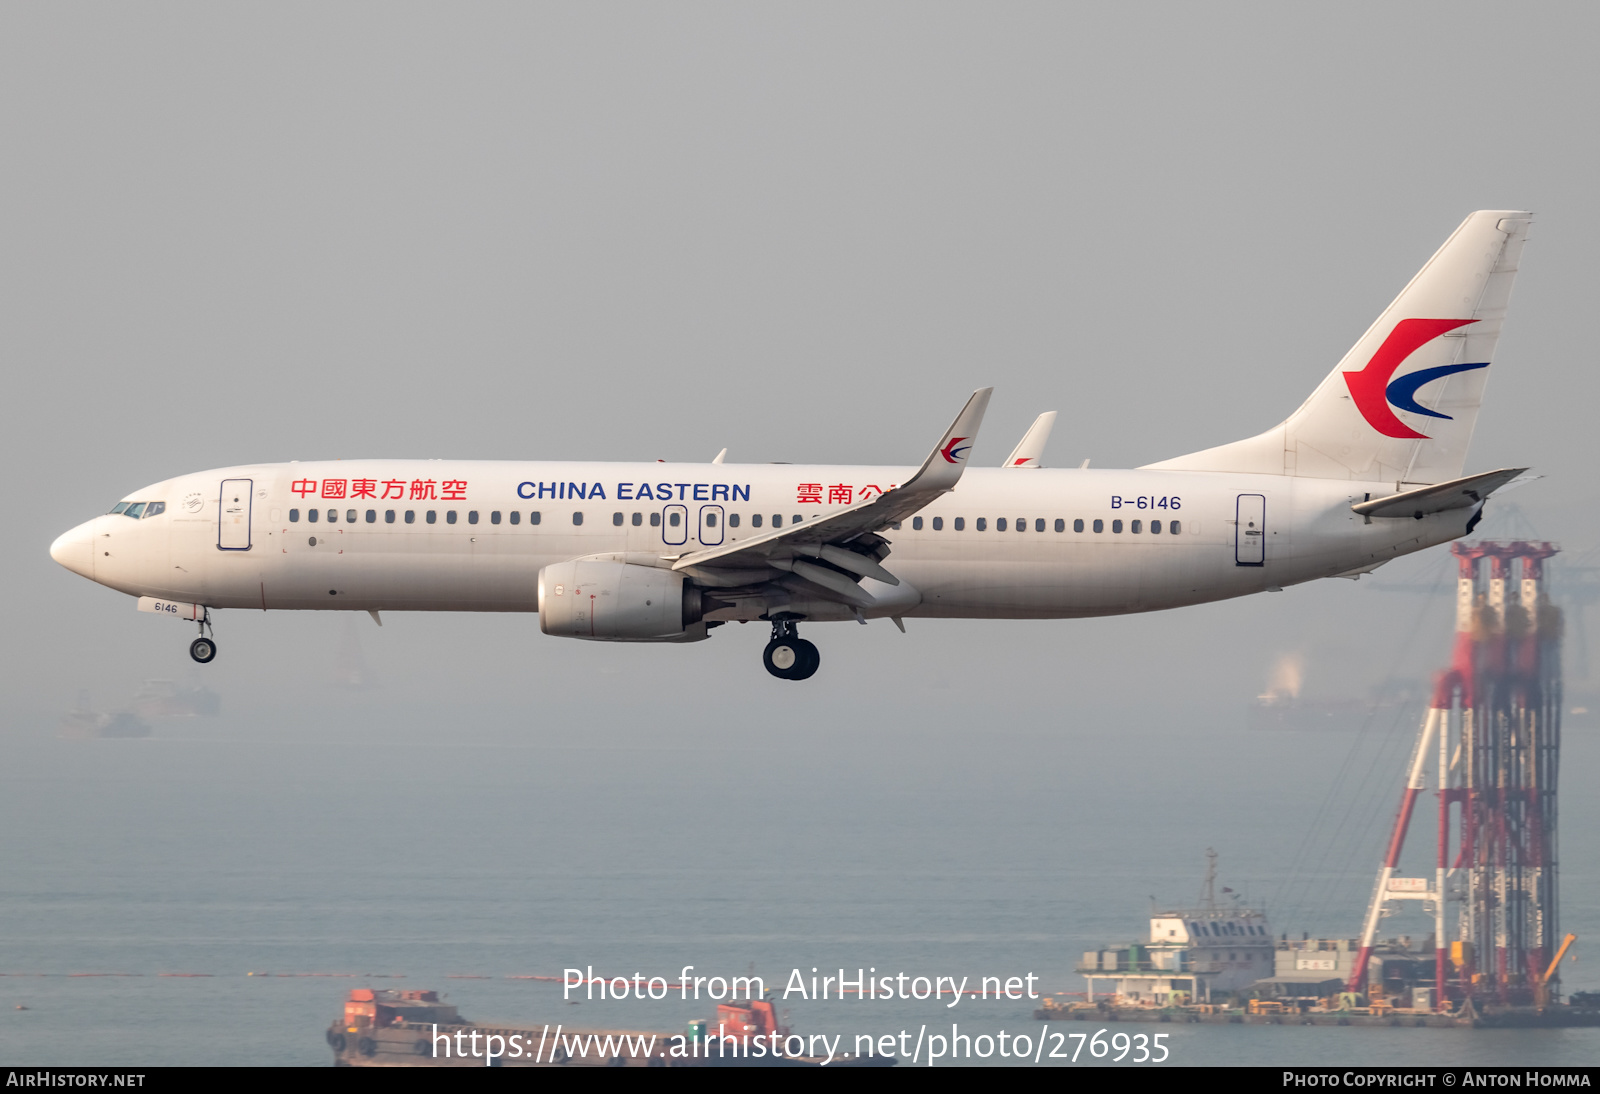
763 617 819 681
189 610 216 664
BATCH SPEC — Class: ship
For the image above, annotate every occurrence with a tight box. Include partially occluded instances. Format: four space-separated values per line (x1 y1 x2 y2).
327 988 895 1067
58 690 149 739
1076 850 1273 1006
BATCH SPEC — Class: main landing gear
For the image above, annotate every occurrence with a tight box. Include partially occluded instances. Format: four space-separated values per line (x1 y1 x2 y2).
189 610 216 664
763 617 819 681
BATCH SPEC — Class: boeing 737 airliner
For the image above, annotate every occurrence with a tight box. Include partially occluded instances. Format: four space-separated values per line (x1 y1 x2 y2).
50 211 1533 679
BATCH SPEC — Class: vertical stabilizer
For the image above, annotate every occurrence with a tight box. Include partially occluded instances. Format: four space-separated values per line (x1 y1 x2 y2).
1143 211 1531 485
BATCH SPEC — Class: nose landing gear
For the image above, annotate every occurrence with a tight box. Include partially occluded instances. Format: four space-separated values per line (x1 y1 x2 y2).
763 617 819 680
189 609 216 664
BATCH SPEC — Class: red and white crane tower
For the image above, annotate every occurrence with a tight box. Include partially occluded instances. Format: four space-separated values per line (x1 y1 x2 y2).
1350 540 1563 1009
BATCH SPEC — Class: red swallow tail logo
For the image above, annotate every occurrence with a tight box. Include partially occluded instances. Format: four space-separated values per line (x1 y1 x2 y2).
940 437 971 464
1342 318 1488 439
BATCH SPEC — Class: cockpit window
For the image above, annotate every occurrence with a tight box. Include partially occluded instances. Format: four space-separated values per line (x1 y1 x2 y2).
143 502 166 518
123 502 146 519
110 502 130 515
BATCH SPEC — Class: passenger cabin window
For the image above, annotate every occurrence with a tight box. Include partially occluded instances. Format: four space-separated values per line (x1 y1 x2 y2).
1071 518 1082 532
1170 520 1182 534
124 502 146 519
327 509 337 523
468 511 479 525
648 512 659 527
446 511 457 525
426 511 437 524
752 514 763 528
1131 519 1142 533
728 513 739 528
289 509 300 522
530 511 541 525
1093 518 1103 533
508 511 520 525
913 516 923 530
1113 519 1124 533
668 512 681 527
110 502 130 515
991 518 1002 531
365 510 376 523
347 509 357 523
612 512 624 526
490 511 501 525
307 508 319 523
405 510 415 524
954 517 965 531
932 516 943 530
632 512 642 526
705 513 717 527
144 502 165 517
385 510 396 524
1035 518 1045 532
1151 520 1162 534
572 512 583 526
792 515 801 524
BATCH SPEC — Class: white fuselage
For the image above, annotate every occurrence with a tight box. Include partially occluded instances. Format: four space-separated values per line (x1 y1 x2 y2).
51 460 1467 623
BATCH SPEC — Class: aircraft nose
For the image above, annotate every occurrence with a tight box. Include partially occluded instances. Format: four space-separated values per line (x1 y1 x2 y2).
50 520 96 580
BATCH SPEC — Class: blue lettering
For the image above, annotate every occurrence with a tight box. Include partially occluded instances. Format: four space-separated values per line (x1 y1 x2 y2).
1110 496 1122 509
676 484 690 501
658 483 672 500
559 483 566 500
568 482 587 500
617 483 634 500
732 484 750 502
589 482 606 500
636 483 655 500
711 484 729 501
518 482 537 500
693 483 708 501
539 482 557 499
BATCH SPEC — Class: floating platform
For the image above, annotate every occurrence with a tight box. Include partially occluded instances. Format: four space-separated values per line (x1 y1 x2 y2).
1033 1000 1600 1029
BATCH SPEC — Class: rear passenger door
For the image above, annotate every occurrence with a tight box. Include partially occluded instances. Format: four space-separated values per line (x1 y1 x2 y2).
1235 494 1265 566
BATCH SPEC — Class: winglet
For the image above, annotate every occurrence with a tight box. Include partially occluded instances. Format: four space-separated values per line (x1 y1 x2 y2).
899 388 993 494
1002 411 1057 468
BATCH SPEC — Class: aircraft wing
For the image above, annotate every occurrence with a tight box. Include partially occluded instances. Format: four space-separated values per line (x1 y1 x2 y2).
1002 411 1057 468
668 388 993 606
1350 467 1529 519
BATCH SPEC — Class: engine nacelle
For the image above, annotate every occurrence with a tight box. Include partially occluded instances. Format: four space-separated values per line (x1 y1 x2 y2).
538 559 709 641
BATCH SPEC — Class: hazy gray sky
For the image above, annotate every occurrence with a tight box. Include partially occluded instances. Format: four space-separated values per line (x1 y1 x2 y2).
5 2 1598 725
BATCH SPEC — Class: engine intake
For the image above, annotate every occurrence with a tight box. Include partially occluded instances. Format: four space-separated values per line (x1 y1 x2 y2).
538 559 709 641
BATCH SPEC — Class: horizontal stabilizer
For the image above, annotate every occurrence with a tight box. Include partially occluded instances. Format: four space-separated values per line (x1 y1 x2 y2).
1351 467 1527 519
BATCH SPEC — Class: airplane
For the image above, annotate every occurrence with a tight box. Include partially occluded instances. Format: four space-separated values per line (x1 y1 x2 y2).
50 210 1533 680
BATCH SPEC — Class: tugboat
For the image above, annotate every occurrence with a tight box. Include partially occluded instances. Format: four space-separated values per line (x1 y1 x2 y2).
328 988 894 1067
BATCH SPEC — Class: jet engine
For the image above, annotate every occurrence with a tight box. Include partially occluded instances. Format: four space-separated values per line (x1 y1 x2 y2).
537 559 712 641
